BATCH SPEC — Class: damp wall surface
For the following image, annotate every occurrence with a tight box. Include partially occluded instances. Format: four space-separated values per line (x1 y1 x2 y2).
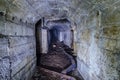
0 0 120 80
0 1 36 79
69 1 120 80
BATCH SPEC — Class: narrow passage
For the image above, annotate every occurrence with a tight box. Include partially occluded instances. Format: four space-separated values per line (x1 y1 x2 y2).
31 41 83 80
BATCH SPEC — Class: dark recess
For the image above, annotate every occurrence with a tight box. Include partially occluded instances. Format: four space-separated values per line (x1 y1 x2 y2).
35 19 42 66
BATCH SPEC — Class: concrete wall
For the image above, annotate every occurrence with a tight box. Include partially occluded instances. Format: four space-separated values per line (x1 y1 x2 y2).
0 0 120 80
0 0 72 79
0 10 36 80
69 1 120 80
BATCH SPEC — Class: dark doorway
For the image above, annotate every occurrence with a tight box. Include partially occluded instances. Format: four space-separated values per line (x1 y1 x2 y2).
35 19 42 66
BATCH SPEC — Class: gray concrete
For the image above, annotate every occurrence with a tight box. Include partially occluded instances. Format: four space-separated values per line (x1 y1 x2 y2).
0 9 36 79
0 0 120 80
41 28 48 53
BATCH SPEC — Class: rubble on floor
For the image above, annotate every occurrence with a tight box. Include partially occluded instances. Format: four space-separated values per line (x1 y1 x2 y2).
32 67 76 80
32 41 84 80
40 54 71 72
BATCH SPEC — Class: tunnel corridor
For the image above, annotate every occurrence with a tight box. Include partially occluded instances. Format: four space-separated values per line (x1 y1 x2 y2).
36 18 73 53
33 18 82 80
0 0 120 80
32 41 82 80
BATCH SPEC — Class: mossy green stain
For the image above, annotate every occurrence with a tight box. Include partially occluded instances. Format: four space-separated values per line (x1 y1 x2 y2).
0 0 6 7
103 26 120 36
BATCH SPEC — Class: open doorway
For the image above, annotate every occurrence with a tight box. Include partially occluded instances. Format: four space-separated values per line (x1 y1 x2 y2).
34 18 83 80
35 18 75 64
35 19 42 66
35 18 74 54
46 19 73 50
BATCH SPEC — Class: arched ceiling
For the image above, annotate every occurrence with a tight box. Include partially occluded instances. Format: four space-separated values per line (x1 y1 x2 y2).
0 0 120 24
0 0 78 23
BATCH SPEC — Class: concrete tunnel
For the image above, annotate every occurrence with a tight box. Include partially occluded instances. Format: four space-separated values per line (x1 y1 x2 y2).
0 0 120 80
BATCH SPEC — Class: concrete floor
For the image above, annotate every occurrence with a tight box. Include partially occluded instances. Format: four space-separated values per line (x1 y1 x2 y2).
31 42 84 80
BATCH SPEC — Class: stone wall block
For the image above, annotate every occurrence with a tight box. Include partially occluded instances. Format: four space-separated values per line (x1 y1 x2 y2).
0 38 9 58
0 58 10 80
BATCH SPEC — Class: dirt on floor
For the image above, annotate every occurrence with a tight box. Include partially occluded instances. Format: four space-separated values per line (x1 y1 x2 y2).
31 41 84 80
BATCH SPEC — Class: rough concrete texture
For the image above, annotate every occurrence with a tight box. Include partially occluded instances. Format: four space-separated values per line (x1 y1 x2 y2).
0 1 36 79
71 1 120 80
0 0 120 80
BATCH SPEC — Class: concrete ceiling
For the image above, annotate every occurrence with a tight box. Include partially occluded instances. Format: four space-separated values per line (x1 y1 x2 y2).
0 0 120 24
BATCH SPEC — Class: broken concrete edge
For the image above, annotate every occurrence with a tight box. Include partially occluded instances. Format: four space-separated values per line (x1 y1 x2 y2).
37 67 76 80
61 52 76 74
